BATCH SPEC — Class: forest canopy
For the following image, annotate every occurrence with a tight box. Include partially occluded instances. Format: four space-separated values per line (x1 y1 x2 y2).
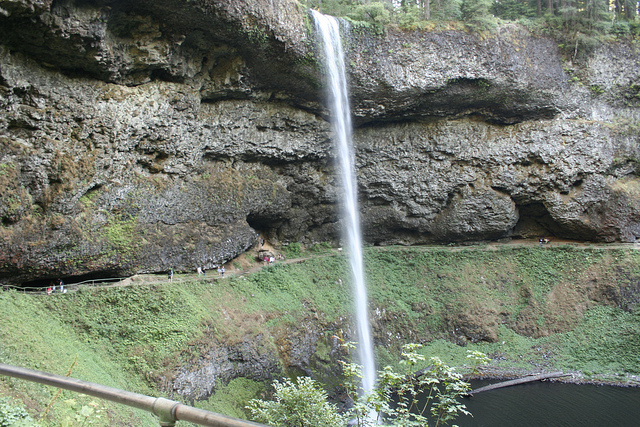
303 0 640 37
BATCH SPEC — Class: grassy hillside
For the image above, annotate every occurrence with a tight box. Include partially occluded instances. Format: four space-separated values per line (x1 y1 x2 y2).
1 244 639 425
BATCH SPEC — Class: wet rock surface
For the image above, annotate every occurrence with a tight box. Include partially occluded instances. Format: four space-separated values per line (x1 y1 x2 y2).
0 0 639 284
170 336 281 402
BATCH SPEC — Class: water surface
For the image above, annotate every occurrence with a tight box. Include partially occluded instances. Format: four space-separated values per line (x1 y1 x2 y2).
458 381 640 427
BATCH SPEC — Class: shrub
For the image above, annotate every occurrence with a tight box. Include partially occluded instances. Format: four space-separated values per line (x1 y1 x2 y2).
283 242 302 258
0 398 39 427
248 343 487 427
246 377 346 427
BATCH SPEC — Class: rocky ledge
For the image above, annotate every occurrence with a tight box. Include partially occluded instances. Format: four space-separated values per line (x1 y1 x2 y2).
0 0 639 285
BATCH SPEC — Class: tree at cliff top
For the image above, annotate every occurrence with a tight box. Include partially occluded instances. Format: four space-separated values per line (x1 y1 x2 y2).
304 0 639 37
461 0 495 31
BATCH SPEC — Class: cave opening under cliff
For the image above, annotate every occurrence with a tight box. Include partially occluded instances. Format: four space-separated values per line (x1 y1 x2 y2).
513 202 563 239
246 212 283 242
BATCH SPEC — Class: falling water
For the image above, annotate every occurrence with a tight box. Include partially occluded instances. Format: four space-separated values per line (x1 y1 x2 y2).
311 10 376 397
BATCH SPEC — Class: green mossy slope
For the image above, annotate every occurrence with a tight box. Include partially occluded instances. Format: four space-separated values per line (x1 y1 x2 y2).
1 244 639 425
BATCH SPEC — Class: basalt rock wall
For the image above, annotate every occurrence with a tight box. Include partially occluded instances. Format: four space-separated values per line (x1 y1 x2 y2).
1 0 639 285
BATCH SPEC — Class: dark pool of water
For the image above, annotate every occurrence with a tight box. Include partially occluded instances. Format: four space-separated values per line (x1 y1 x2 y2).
455 381 640 427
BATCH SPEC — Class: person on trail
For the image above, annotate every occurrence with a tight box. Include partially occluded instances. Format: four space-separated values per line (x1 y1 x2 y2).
168 269 174 282
539 238 544 247
197 267 202 275
58 278 65 294
221 266 225 277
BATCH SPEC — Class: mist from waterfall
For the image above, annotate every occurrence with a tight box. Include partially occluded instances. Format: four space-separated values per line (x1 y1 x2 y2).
311 10 376 397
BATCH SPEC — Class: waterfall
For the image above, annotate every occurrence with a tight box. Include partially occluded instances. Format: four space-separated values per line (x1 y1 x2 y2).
311 10 376 397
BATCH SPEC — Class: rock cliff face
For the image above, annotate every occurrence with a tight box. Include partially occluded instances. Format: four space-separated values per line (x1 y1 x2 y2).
1 0 639 285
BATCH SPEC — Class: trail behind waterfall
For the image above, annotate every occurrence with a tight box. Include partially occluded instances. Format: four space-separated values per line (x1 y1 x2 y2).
33 238 638 293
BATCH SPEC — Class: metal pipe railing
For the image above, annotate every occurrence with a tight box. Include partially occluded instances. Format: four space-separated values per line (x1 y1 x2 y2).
2 277 129 293
0 363 267 427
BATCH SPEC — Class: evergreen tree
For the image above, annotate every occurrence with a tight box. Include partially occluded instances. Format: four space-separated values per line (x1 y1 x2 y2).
491 0 537 20
461 0 496 30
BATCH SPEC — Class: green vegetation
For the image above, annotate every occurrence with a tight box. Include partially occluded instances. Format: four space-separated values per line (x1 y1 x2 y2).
0 289 159 426
1 245 640 425
563 306 640 372
247 343 487 426
282 242 303 258
0 398 40 426
196 378 265 419
303 0 640 49
50 285 209 379
103 215 139 252
0 160 31 224
247 377 347 427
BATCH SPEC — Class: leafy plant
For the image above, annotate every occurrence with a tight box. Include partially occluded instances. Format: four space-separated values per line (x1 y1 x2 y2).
249 342 486 426
282 242 302 258
309 241 333 253
352 343 483 426
247 377 347 427
0 398 39 427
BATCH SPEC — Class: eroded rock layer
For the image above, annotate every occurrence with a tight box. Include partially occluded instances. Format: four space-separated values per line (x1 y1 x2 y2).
1 0 639 285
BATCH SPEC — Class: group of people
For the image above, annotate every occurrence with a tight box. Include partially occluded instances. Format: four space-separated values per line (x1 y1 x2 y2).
167 233 275 281
46 279 66 295
199 265 225 277
168 265 226 281
539 238 551 246
262 253 284 264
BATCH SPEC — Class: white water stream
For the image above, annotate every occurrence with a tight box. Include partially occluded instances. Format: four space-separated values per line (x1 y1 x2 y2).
311 10 376 397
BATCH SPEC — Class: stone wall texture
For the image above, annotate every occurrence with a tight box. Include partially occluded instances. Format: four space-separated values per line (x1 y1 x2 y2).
1 0 639 284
